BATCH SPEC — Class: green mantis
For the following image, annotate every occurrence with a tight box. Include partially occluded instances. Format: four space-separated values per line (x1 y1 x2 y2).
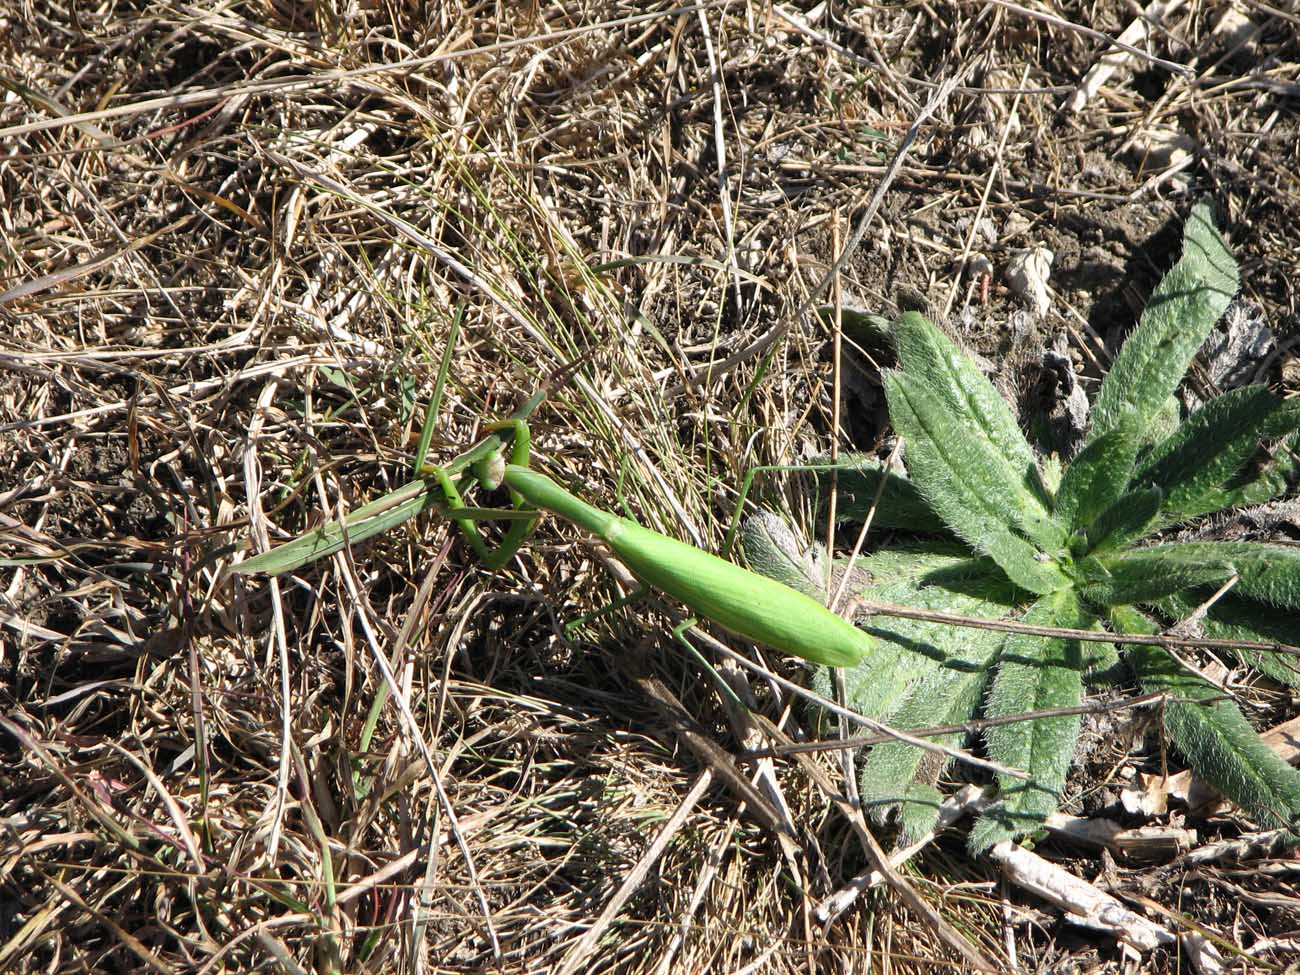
235 403 876 668
422 419 875 669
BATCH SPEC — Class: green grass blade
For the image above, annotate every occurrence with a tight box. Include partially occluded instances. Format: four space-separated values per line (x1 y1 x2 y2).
969 589 1088 852
1089 201 1239 446
413 304 463 474
1114 605 1300 832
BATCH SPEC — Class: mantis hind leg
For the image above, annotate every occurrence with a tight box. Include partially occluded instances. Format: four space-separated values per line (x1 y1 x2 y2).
562 585 649 641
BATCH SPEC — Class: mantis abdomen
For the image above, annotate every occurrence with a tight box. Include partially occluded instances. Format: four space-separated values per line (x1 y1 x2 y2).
503 465 874 668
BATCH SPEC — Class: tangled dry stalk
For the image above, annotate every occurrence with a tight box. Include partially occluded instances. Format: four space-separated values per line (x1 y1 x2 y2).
2 2 1299 972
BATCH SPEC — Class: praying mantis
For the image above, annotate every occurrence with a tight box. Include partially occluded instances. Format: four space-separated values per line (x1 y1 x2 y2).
237 405 876 669
423 417 875 668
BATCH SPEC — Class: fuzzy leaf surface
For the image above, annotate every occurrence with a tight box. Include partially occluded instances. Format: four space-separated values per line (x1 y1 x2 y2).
812 453 947 533
1083 486 1163 554
886 372 1066 593
1089 202 1239 448
1083 548 1236 607
969 589 1088 852
1195 431 1300 514
739 511 826 599
1137 386 1300 524
817 548 1014 724
858 632 1004 841
1054 425 1139 532
834 546 1014 837
1129 542 1300 609
894 313 1055 519
1114 606 1300 831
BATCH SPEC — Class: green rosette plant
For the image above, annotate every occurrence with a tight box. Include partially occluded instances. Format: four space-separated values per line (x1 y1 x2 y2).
745 202 1300 851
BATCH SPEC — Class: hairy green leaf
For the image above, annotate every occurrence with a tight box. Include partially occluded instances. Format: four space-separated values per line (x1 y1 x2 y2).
822 551 1014 723
969 589 1089 852
1132 542 1300 609
1083 548 1236 607
1090 202 1239 447
1157 593 1300 686
858 631 1004 841
739 511 826 599
1054 425 1139 532
1083 486 1163 554
894 313 1055 515
1198 431 1300 514
844 541 1012 596
886 372 1066 593
818 306 895 354
812 453 947 533
1137 386 1300 524
1114 606 1300 831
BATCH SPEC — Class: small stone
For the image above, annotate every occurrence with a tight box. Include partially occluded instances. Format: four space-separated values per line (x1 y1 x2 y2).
1005 246 1054 317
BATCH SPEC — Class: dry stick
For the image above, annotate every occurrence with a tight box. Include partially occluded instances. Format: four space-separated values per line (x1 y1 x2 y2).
242 380 294 864
554 771 715 975
44 873 176 975
665 70 968 397
1066 0 1189 113
0 353 372 435
0 216 192 306
637 674 796 840
828 213 857 808
744 691 1176 759
597 556 805 849
829 437 903 615
986 842 1184 954
696 5 743 312
328 549 502 960
769 4 921 110
817 784 993 922
1158 575 1242 694
690 623 1031 780
655 822 736 975
777 156 1133 204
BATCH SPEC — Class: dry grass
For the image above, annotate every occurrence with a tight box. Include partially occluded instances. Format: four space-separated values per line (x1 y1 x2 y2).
2 1 1298 972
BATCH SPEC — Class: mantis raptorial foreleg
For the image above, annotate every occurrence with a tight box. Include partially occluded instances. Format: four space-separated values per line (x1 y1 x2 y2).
425 418 537 570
